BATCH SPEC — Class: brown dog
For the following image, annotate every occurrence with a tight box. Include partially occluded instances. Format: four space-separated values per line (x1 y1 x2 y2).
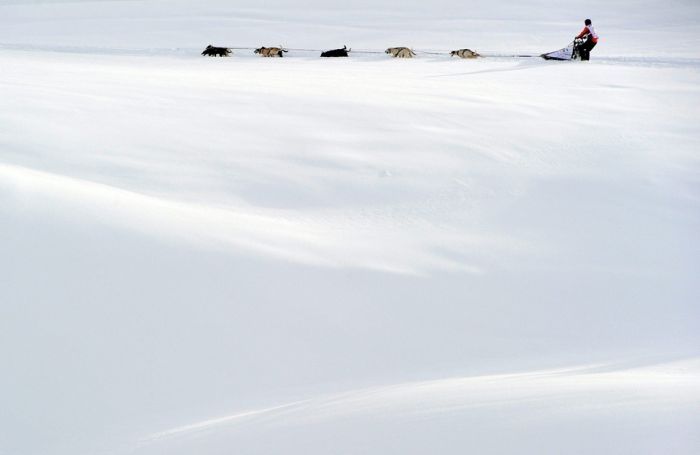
385 47 416 58
254 46 288 57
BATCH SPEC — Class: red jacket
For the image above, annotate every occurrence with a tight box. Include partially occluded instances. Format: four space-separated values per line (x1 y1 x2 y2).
577 25 599 43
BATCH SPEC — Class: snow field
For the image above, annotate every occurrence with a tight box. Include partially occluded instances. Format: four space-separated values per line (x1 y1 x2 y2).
1 1 699 454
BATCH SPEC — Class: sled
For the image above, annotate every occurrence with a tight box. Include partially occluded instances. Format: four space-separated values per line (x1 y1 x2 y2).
541 39 584 61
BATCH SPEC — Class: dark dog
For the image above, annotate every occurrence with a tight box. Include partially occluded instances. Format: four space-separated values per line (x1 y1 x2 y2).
450 49 480 59
254 46 288 57
321 45 350 57
201 45 231 57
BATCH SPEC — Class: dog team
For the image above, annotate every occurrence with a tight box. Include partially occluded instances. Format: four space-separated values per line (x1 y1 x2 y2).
202 44 480 59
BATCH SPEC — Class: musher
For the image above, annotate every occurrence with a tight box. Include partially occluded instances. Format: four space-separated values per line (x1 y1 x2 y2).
575 19 599 61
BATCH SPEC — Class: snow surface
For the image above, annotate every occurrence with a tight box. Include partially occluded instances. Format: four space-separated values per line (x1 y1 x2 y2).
1 1 699 454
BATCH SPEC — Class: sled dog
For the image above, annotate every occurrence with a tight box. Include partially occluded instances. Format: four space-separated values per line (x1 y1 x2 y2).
254 46 288 57
202 45 231 57
450 49 480 59
385 47 415 58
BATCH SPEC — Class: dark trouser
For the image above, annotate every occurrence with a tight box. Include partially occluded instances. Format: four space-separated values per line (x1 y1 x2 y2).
579 36 597 61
